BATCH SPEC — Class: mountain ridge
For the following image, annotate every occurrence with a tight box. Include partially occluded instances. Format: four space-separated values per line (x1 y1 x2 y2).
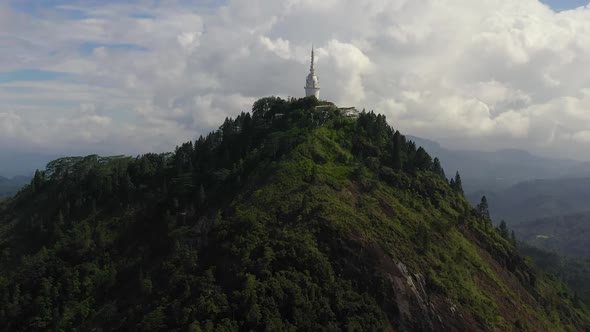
469 177 590 224
0 97 587 331
407 135 590 193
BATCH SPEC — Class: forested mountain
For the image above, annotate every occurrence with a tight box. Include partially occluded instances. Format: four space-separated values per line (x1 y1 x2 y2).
521 245 590 306
409 136 590 194
0 97 588 331
513 212 590 257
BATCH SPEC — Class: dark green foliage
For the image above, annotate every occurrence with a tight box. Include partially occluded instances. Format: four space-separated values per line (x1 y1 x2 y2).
31 170 43 193
392 130 402 171
450 171 464 195
0 97 587 331
432 157 445 179
522 244 590 305
414 147 432 171
498 220 509 239
477 195 490 220
513 211 590 257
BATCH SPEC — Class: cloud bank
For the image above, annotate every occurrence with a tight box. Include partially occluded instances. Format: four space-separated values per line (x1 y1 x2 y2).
2 0 590 159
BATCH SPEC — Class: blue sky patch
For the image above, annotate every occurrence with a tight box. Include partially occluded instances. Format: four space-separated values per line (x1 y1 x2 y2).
0 69 69 83
540 0 589 11
10 0 89 18
129 12 156 19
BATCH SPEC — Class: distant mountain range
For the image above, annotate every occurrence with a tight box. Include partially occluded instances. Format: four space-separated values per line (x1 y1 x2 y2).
0 150 60 178
0 150 57 198
408 136 590 193
513 212 590 257
0 175 30 199
466 177 590 224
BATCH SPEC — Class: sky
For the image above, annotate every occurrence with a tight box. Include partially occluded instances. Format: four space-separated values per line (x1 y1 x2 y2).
2 0 590 161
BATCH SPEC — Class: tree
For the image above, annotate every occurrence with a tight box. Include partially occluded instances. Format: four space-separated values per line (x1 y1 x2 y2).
511 230 517 246
432 157 445 178
392 131 402 171
452 171 464 195
477 196 490 220
31 170 43 193
198 184 206 207
414 147 432 170
415 222 430 253
498 220 510 239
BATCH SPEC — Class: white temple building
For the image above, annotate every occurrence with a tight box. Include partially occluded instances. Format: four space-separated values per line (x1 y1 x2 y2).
304 47 320 98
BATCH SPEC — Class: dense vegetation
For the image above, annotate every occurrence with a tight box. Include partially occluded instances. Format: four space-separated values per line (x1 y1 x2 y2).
0 96 588 331
521 244 590 305
512 211 590 257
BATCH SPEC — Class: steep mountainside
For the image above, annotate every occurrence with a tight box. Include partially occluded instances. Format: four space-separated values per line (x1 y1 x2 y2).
0 97 588 331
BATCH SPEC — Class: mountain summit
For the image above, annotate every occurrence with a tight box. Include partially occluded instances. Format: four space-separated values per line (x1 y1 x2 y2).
0 97 588 331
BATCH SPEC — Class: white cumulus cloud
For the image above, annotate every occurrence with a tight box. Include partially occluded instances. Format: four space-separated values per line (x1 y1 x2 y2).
1 0 590 160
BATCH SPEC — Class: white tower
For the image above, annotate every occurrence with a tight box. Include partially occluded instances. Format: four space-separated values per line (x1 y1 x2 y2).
305 46 320 98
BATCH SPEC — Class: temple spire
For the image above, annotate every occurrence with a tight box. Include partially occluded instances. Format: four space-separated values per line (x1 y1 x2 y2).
305 45 320 98
310 45 315 73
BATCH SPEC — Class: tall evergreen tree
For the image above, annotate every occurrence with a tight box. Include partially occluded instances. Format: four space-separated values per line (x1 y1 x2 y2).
414 147 432 170
32 170 43 193
392 131 402 171
498 220 510 239
477 195 490 220
198 184 206 207
453 171 464 195
432 157 445 178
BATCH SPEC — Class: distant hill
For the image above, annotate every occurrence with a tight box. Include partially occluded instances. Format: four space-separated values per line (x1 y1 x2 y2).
408 135 590 193
512 211 590 257
466 177 590 224
0 175 30 199
0 97 587 331
0 151 60 178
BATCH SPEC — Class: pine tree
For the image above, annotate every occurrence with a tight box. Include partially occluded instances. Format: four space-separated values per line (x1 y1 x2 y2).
198 184 206 207
414 147 432 170
432 157 445 178
31 170 43 193
453 171 464 195
392 131 402 171
498 220 509 239
477 196 490 220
